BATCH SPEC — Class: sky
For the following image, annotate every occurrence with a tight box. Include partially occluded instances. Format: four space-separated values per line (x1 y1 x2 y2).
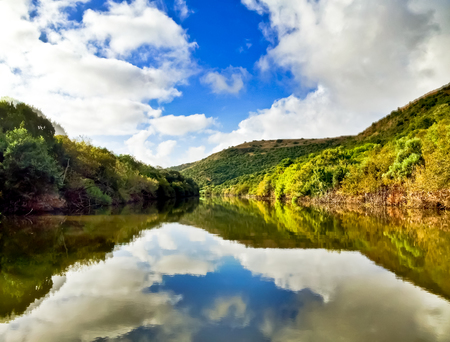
1 0 450 167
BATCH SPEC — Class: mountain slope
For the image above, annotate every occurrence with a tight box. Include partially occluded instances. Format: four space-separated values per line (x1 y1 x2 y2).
176 136 354 188
175 82 450 194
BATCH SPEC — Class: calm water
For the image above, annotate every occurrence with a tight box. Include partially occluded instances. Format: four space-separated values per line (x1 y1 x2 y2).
1 198 450 341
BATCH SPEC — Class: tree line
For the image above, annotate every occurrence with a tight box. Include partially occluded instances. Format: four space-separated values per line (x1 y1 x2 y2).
0 101 199 213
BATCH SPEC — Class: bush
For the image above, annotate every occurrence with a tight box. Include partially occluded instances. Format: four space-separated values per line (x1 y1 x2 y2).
341 145 395 195
385 137 423 180
256 177 273 197
0 126 62 200
84 180 112 206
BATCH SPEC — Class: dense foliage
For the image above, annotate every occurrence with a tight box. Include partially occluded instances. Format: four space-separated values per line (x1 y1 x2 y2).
201 84 450 205
0 101 199 213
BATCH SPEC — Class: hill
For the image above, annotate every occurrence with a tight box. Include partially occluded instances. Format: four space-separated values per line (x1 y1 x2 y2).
173 136 354 188
175 82 450 207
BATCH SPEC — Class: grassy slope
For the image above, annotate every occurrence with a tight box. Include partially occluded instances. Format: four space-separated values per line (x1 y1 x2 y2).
175 83 450 189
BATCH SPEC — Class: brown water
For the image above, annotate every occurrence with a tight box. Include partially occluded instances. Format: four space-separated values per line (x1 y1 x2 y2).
1 198 449 341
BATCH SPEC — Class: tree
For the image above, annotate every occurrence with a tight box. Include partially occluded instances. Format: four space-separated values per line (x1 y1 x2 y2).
1 126 62 202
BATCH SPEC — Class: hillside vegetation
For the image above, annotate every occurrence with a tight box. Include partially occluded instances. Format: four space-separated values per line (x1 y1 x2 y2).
180 83 450 208
175 136 353 187
0 101 199 213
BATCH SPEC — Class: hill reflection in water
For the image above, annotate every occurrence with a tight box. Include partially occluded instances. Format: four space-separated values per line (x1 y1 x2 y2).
0 198 449 341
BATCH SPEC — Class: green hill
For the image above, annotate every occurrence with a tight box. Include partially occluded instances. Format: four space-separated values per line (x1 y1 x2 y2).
175 136 353 188
175 82 450 206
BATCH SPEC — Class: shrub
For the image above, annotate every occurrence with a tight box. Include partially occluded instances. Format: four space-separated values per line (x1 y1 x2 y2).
341 145 395 195
256 177 273 197
1 126 62 200
385 137 423 180
84 180 112 206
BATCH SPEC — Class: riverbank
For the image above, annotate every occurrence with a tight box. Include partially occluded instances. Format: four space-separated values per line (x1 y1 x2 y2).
4 194 201 216
210 186 450 210
298 188 450 209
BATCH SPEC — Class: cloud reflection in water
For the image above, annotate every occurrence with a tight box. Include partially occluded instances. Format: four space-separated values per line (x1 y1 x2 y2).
1 223 449 342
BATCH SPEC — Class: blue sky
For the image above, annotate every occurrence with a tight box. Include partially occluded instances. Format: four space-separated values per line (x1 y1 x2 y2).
1 0 450 166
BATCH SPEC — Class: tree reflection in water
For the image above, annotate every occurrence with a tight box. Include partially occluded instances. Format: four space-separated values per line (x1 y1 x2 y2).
0 197 449 341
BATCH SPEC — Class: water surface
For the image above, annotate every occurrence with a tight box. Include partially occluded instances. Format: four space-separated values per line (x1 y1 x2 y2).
1 198 450 341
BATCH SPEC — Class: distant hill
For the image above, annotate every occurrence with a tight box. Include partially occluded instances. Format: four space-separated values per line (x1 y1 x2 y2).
172 136 353 188
172 82 450 191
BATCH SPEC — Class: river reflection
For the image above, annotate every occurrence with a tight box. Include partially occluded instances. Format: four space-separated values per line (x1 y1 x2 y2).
1 198 450 341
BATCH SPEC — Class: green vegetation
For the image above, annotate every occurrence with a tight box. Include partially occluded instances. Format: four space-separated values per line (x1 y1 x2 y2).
175 136 351 188
190 84 450 206
0 101 199 213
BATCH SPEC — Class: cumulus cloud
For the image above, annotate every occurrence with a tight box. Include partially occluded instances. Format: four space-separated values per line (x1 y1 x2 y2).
125 113 214 165
253 0 450 110
209 87 360 152
125 132 177 167
150 114 215 136
0 0 196 136
186 145 207 162
171 145 208 165
80 0 193 57
210 0 450 150
202 67 249 95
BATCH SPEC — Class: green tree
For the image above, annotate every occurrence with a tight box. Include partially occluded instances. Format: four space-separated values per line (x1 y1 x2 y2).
0 126 62 202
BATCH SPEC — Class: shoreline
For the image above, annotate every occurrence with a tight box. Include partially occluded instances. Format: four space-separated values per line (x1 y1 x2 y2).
207 187 450 210
0 195 201 216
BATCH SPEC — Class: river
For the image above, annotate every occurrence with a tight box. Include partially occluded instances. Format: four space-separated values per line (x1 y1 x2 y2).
1 197 449 341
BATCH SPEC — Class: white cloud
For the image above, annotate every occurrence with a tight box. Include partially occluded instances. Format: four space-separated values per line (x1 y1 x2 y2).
186 145 207 161
174 0 192 20
211 0 450 150
125 133 177 167
209 87 360 152
157 140 178 159
81 0 193 57
150 114 215 136
124 113 214 165
172 145 208 165
253 0 450 111
241 0 266 15
202 67 249 95
0 0 196 136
